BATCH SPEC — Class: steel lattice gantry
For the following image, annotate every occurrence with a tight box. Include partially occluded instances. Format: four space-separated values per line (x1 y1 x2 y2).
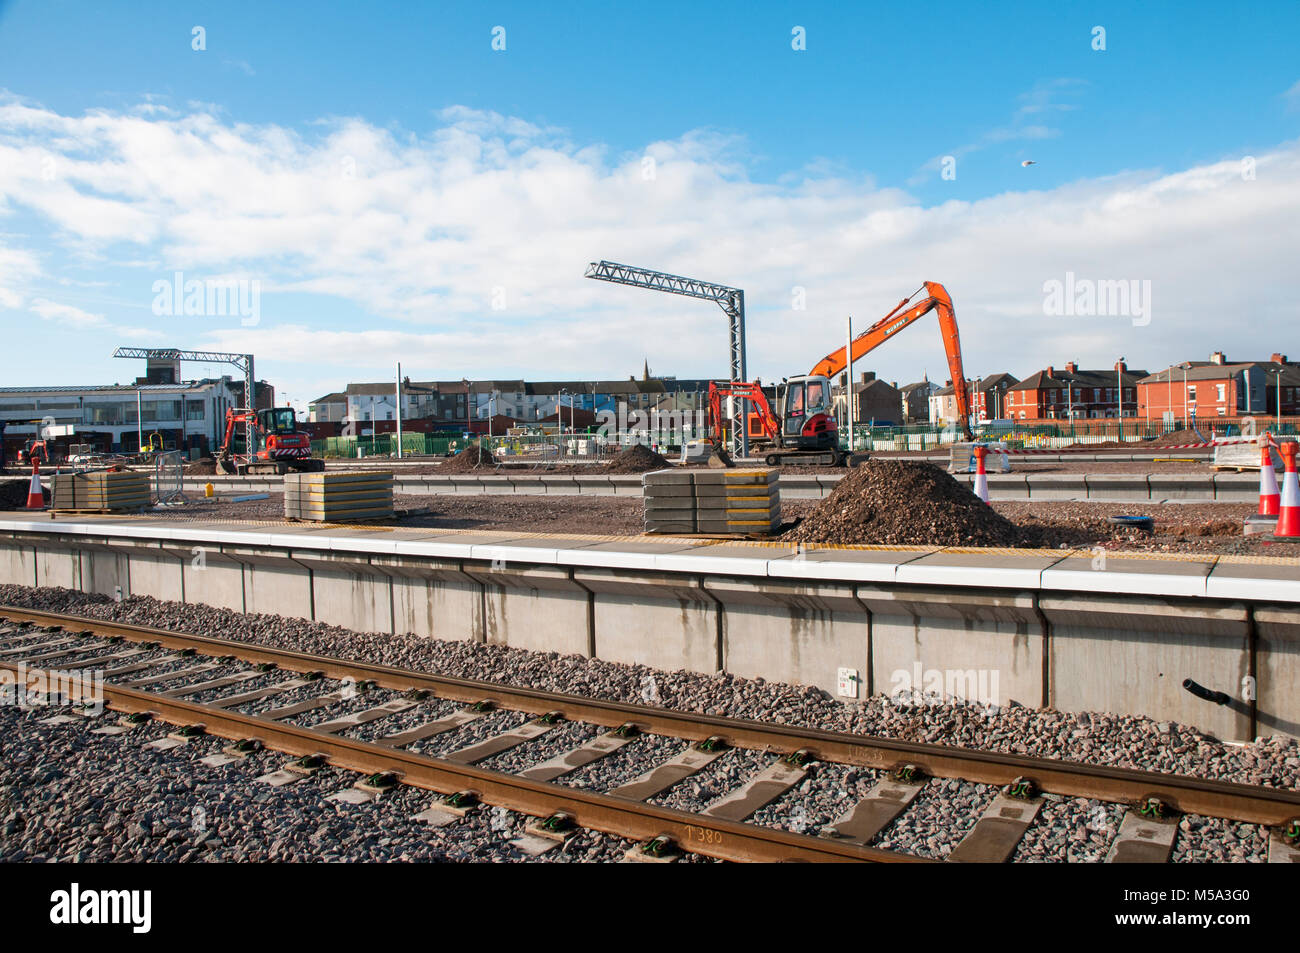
584 260 748 456
113 347 256 456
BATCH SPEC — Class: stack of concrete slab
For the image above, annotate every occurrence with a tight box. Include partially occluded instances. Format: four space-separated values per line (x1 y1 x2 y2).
50 470 151 512
643 468 780 535
284 470 394 522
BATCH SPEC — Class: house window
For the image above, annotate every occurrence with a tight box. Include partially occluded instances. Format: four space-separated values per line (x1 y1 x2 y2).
1187 385 1197 402
1216 384 1226 402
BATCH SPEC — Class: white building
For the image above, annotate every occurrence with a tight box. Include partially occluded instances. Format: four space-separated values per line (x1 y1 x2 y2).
0 377 248 454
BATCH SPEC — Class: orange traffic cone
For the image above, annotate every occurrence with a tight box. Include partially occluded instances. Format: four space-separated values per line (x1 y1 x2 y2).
25 460 44 510
1275 442 1300 538
1258 435 1280 517
972 445 989 503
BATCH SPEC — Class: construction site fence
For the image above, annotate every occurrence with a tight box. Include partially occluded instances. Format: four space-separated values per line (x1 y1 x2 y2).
312 430 622 461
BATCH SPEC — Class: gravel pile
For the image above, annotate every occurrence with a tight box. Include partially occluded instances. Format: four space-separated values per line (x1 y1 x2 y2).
603 444 672 474
2 584 1297 795
437 446 500 473
781 461 1024 546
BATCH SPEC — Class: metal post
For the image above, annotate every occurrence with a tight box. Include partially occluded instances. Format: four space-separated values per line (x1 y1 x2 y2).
395 362 403 460
136 389 143 453
845 315 854 452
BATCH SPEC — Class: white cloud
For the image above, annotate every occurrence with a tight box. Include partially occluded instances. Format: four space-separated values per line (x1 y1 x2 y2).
28 297 107 327
0 94 1297 400
1286 79 1300 112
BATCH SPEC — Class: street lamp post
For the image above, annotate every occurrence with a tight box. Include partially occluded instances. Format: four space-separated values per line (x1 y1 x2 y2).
1274 368 1283 432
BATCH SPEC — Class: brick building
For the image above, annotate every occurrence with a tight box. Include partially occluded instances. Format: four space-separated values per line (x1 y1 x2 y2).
1137 353 1300 420
1006 362 1146 419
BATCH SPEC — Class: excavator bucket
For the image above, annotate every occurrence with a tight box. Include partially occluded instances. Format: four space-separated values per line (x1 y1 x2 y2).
707 447 735 468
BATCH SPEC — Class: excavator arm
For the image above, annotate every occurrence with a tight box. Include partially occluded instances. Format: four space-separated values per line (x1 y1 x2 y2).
807 281 974 440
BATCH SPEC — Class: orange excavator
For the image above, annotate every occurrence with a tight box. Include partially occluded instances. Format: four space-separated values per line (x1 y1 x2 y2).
708 281 974 466
216 407 324 475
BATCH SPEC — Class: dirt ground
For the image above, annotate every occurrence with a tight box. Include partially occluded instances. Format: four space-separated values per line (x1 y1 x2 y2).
127 491 1300 556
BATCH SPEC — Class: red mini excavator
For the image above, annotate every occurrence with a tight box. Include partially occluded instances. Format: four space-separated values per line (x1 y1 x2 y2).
216 407 324 475
708 281 974 466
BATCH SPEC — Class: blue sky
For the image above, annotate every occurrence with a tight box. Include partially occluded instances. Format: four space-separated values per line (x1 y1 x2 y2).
1 0 1297 407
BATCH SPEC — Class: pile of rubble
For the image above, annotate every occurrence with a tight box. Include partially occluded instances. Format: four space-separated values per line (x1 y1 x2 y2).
780 461 1023 547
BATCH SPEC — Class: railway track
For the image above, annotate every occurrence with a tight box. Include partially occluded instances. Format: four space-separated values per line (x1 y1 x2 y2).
2 604 1298 864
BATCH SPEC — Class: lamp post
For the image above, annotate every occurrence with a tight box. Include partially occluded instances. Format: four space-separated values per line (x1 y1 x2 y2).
1274 367 1283 432
1183 363 1189 423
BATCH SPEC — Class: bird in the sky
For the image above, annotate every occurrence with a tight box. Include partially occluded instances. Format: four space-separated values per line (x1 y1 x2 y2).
1021 160 1037 167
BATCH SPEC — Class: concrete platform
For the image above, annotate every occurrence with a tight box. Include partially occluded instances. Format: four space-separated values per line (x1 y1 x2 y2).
1 511 1297 740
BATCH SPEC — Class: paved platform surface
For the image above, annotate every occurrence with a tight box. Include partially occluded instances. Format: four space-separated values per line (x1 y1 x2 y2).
3 511 1297 602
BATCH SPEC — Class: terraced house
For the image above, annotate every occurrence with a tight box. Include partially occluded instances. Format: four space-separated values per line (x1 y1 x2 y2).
1136 353 1300 420
1006 362 1146 420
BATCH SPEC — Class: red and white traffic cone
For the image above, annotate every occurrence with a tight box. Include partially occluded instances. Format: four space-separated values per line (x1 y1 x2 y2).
25 460 44 510
972 445 989 503
1275 442 1300 538
1258 435 1280 517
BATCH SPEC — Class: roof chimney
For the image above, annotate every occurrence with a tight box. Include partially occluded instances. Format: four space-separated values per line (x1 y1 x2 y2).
1065 362 1077 374
1210 351 1226 365
1272 353 1288 364
1115 360 1127 373
944 379 952 387
861 371 874 384
1046 366 1054 378
891 381 898 389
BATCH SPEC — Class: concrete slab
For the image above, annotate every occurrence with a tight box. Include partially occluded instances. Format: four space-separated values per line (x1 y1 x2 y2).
766 547 932 583
576 568 717 673
1084 474 1151 501
652 543 779 577
1041 554 1215 598
1041 594 1250 741
705 575 867 699
563 539 707 571
984 474 1029 500
897 550 1068 589
1026 474 1087 500
1148 473 1216 501
1214 472 1262 503
1206 559 1300 602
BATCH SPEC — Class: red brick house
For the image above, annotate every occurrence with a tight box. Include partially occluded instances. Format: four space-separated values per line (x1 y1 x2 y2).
1137 353 1300 420
1006 362 1146 419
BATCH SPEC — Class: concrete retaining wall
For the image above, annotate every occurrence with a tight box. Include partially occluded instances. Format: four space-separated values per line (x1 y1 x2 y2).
191 468 1250 502
1 518 1296 741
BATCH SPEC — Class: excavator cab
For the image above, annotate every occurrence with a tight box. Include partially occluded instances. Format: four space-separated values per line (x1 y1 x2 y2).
777 375 838 447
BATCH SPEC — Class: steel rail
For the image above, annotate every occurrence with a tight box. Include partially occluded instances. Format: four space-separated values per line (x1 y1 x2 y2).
1 658 915 864
3 605 1297 827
